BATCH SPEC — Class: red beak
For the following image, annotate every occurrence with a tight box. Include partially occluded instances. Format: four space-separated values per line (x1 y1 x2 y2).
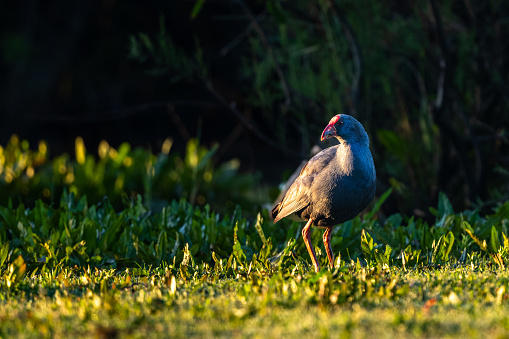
321 124 337 141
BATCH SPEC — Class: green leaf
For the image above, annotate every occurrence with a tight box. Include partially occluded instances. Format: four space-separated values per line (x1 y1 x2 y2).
463 221 488 252
0 241 9 268
282 238 296 259
232 222 246 264
503 232 509 249
361 229 374 261
258 237 273 261
255 213 267 245
443 232 455 262
431 237 441 264
436 192 454 227
156 230 168 263
491 226 501 253
190 0 206 19
374 244 392 266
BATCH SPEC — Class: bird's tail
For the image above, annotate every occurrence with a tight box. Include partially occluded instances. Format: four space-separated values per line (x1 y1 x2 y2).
270 203 281 222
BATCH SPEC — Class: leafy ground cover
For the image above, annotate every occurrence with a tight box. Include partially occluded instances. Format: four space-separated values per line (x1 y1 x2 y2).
1 191 509 337
0 135 265 213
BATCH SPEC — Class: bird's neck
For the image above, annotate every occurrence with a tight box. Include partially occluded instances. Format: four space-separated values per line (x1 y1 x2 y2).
336 142 371 176
336 143 355 175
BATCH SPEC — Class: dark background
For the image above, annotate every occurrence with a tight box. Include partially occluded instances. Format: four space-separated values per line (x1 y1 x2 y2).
0 1 279 173
1 0 508 217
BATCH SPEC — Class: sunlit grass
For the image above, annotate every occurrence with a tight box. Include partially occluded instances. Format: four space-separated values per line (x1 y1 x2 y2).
2 263 509 337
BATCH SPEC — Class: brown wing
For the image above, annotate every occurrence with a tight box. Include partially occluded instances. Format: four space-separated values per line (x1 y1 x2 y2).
272 176 312 222
272 146 338 223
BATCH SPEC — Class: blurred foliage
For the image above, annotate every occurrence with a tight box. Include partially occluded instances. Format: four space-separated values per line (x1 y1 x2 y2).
0 135 266 213
130 0 509 216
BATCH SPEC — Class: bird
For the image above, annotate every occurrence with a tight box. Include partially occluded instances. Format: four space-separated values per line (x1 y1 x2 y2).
271 114 376 272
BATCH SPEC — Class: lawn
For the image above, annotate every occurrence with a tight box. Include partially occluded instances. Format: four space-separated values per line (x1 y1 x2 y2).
1 191 509 337
2 262 509 337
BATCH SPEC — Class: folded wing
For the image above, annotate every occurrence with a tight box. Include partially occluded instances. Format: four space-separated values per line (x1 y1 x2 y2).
272 146 337 223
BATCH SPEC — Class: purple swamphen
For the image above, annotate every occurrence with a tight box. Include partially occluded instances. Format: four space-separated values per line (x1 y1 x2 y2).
271 114 376 272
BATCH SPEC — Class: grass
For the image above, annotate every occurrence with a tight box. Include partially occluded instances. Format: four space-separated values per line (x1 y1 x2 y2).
2 263 509 337
1 190 509 337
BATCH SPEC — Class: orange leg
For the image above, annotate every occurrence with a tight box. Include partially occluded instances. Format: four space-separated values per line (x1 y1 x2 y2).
323 227 334 269
302 219 320 272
